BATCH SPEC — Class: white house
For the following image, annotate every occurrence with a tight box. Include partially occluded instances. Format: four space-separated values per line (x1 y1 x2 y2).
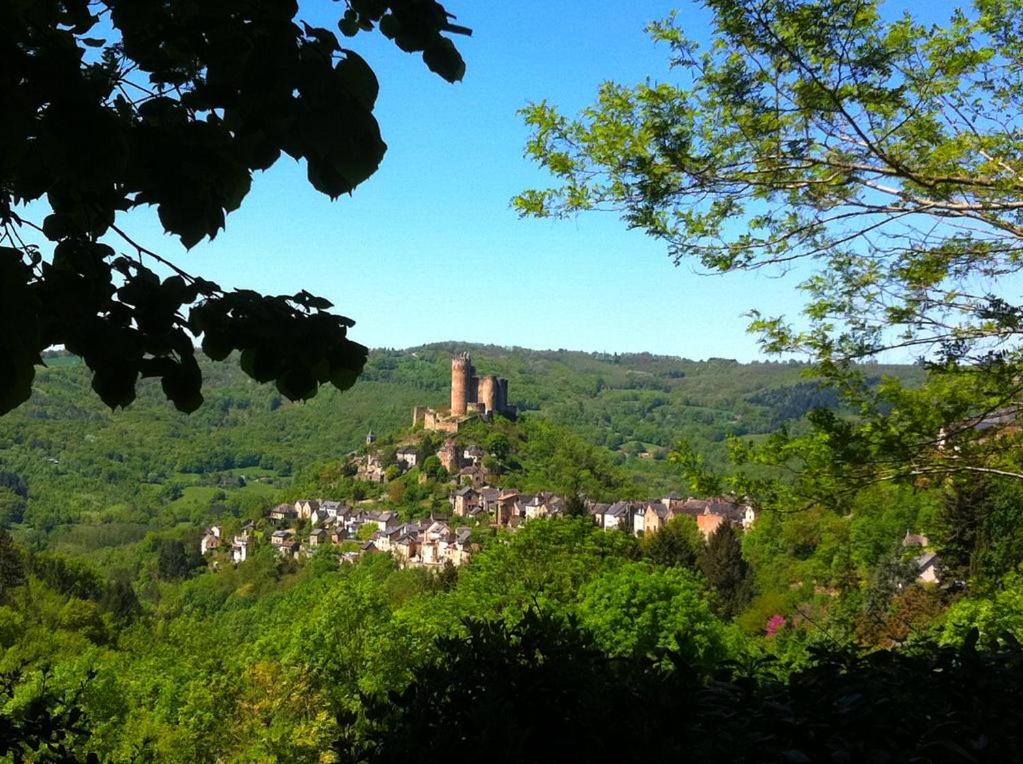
396 447 419 470
232 533 252 563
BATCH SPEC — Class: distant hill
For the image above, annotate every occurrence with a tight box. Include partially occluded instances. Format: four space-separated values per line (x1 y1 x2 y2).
0 343 919 553
368 342 918 455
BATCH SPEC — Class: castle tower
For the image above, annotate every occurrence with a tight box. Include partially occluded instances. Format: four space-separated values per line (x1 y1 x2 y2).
479 375 498 414
451 354 470 416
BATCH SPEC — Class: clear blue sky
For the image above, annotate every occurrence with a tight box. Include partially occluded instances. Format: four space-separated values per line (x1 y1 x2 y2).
36 2 957 361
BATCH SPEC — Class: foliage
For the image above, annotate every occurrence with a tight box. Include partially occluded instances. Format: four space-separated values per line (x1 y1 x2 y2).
701 523 754 618
942 572 1023 648
576 561 728 666
0 529 25 602
1 0 470 413
641 514 703 569
355 610 1023 763
936 477 1023 586
517 0 1023 489
0 671 97 764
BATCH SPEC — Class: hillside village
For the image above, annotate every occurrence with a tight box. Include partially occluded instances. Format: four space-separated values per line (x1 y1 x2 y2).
199 488 758 571
196 353 947 586
198 354 763 571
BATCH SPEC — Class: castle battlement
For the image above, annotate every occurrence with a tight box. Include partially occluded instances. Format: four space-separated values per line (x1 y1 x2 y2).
413 353 516 432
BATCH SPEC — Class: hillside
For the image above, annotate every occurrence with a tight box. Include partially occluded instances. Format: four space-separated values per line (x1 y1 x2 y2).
0 344 918 556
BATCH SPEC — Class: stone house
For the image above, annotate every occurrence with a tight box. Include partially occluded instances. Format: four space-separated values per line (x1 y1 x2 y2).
396 447 419 470
599 501 632 531
269 503 298 523
200 525 222 555
271 529 294 547
451 486 480 517
308 528 327 547
495 491 519 526
437 439 461 473
917 552 940 584
363 510 400 533
643 503 671 535
295 499 320 521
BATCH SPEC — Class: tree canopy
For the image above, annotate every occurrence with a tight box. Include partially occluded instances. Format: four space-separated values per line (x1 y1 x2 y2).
517 0 1023 489
0 0 469 415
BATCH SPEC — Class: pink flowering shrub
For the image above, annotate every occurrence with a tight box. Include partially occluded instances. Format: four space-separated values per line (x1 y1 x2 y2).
765 614 786 637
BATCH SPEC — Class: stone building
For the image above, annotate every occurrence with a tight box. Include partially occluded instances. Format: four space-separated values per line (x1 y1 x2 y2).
413 353 516 432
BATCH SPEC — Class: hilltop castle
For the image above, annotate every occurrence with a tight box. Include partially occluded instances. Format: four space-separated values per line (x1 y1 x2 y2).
413 353 516 433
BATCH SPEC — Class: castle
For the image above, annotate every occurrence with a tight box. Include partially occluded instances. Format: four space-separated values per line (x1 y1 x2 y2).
413 353 516 432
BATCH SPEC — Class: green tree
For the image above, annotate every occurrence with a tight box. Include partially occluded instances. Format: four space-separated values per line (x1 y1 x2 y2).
642 515 703 569
1 0 470 414
357 523 379 542
700 524 754 618
935 476 1023 586
576 561 728 666
0 487 26 527
517 0 1023 487
155 538 196 581
101 574 142 623
0 530 25 602
420 455 447 482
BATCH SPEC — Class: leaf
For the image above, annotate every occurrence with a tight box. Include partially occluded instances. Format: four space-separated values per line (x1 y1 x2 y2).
423 38 465 83
336 50 379 110
90 364 138 410
161 356 204 413
42 214 75 241
0 249 42 415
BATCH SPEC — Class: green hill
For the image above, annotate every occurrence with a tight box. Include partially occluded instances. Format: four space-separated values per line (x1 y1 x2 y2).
0 344 918 555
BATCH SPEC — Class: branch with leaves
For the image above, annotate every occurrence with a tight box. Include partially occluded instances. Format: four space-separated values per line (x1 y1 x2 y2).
0 0 470 414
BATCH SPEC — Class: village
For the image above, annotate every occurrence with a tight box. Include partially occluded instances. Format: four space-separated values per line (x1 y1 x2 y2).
199 353 761 570
197 352 941 584
199 455 759 573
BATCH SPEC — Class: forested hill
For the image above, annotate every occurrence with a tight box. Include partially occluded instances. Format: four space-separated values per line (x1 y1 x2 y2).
369 343 917 454
0 344 916 551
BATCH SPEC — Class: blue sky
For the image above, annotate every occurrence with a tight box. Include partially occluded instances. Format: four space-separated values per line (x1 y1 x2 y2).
37 1 946 361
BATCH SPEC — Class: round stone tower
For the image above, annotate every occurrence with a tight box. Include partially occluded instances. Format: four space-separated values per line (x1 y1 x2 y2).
451 354 470 416
479 375 498 414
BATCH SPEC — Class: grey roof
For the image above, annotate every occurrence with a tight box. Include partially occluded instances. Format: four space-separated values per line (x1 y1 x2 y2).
606 501 632 516
917 552 938 570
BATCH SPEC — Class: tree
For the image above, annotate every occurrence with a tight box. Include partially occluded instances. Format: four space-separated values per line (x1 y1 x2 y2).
516 0 1023 486
155 538 197 580
420 455 447 482
700 524 754 618
642 515 703 569
576 561 727 666
101 573 142 623
1 0 470 414
563 492 588 518
0 487 27 528
0 530 25 602
935 476 1023 586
